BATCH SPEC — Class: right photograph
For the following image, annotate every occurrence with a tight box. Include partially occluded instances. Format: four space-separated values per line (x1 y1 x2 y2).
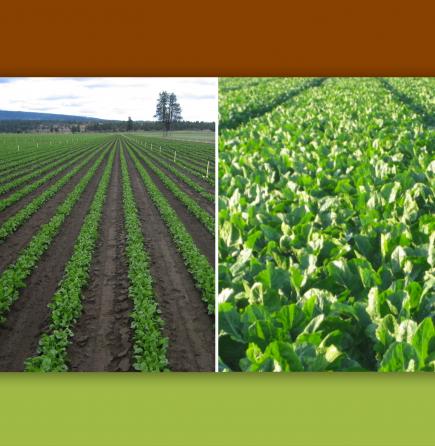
218 77 434 372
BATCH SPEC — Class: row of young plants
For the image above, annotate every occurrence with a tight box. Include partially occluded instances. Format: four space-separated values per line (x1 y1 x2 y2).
383 77 434 122
0 137 58 167
130 138 214 202
133 134 214 165
219 77 322 130
142 143 215 186
127 141 214 234
219 77 434 372
119 148 168 371
157 148 214 184
24 148 116 371
0 140 93 185
127 147 215 314
132 135 215 184
156 141 214 166
0 134 109 172
0 147 103 241
0 145 96 212
0 147 109 323
0 142 94 195
145 142 214 178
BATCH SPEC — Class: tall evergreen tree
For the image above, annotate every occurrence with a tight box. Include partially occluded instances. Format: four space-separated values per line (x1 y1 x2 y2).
154 91 182 134
127 116 133 131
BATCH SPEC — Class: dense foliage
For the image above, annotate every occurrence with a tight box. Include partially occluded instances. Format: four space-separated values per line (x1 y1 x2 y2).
219 77 435 372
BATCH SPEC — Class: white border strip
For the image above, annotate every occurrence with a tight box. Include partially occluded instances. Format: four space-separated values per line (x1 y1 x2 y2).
214 76 219 372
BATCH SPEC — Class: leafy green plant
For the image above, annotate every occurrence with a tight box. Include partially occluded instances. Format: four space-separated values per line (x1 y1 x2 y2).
0 146 108 241
0 145 111 324
24 148 116 371
125 135 214 202
126 141 214 234
119 148 168 371
0 141 93 195
219 77 435 372
128 144 215 314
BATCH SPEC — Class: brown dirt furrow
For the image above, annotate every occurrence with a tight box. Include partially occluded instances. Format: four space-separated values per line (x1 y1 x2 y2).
125 149 214 372
0 151 109 371
0 151 101 273
68 146 133 371
131 147 214 266
133 146 215 216
0 149 96 224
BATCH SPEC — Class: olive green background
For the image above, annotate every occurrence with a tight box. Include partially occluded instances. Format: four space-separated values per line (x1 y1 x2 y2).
0 373 433 446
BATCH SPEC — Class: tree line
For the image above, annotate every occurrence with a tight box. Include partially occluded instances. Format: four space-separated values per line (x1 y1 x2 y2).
0 119 214 133
0 90 214 133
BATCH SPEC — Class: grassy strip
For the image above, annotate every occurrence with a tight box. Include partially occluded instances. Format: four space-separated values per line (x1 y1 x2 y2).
0 143 92 193
127 142 214 235
0 147 97 212
127 137 214 202
127 147 215 314
0 148 102 241
120 149 168 371
0 147 109 324
24 149 116 372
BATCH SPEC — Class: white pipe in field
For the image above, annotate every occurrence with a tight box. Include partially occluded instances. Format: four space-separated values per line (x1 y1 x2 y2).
206 161 210 178
174 151 176 162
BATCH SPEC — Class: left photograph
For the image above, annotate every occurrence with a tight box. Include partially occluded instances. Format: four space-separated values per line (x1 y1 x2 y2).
0 77 216 372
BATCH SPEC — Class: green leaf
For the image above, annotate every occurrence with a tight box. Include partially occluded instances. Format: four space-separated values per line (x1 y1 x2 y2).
379 342 420 372
219 303 245 343
412 318 435 365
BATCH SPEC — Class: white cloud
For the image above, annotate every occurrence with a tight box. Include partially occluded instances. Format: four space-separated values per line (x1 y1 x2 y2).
0 77 217 121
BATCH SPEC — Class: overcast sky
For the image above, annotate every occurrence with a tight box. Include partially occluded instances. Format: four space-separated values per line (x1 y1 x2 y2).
0 77 217 122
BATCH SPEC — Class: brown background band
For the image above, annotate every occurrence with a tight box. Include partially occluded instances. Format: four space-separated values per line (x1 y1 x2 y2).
0 0 433 76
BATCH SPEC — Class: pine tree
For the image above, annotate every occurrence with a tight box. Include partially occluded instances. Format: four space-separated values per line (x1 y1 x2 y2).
127 116 133 131
154 91 182 134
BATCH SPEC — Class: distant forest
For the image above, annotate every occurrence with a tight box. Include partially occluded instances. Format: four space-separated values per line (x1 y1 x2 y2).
0 120 215 133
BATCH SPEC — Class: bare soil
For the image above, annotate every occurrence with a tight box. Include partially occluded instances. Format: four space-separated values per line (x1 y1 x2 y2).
0 152 100 273
0 138 215 372
125 149 214 371
0 152 108 371
68 146 133 371
131 146 215 266
132 145 215 215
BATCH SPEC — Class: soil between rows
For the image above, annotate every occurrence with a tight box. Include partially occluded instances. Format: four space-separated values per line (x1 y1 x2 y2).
125 148 214 371
0 149 110 371
0 150 102 273
127 143 215 266
131 143 215 215
68 144 133 371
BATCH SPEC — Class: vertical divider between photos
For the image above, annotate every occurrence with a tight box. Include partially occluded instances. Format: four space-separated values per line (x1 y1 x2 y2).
214 77 219 372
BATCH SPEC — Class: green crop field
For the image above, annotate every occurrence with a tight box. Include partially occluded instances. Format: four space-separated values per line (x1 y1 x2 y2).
218 77 435 372
0 132 215 372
